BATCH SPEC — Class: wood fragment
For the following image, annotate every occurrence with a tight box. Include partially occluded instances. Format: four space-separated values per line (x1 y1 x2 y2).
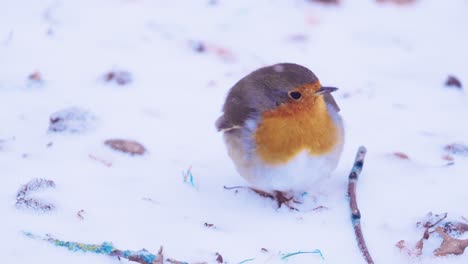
88 154 112 167
416 212 448 228
347 146 374 264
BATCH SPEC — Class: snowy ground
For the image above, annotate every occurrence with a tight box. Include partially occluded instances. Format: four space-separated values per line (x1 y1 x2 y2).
1 0 468 263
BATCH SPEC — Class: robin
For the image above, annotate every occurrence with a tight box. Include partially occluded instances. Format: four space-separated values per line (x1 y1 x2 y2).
216 63 344 209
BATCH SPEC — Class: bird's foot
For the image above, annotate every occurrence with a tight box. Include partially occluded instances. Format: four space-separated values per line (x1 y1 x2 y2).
251 188 300 211
223 185 301 210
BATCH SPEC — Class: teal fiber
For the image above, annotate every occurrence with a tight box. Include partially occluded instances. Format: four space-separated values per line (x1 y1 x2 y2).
281 250 324 260
238 258 255 264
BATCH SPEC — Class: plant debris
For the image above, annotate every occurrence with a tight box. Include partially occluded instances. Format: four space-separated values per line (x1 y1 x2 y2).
445 75 462 89
392 152 410 160
416 212 448 228
434 227 468 256
104 139 146 155
204 222 215 229
49 107 97 133
77 209 85 220
444 221 468 236
104 70 132 85
215 252 223 263
16 178 56 211
88 154 112 167
398 212 468 258
444 143 468 156
28 71 43 82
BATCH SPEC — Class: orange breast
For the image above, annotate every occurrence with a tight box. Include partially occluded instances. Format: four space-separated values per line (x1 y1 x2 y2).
254 95 339 165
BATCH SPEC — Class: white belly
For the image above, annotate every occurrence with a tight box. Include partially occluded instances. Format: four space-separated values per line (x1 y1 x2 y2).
245 145 342 193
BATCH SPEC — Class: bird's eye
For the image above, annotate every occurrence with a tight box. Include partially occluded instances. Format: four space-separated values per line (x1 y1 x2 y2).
288 91 302 100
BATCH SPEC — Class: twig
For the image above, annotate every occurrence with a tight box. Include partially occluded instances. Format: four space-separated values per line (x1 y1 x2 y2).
347 146 374 264
88 154 112 167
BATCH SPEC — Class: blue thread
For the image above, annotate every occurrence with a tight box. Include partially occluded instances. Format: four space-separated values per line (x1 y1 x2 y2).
281 250 324 261
238 258 255 263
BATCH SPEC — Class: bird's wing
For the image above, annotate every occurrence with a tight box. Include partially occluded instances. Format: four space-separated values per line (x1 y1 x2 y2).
215 115 243 132
323 93 340 112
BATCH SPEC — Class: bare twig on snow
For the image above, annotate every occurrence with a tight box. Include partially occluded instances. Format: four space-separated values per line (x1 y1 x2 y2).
347 146 374 264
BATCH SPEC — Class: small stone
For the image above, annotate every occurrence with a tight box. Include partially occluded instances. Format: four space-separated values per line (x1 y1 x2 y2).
104 139 146 155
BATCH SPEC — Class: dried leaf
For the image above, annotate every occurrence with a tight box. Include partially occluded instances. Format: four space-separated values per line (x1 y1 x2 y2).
215 252 223 263
105 139 146 155
393 152 410 160
28 71 42 82
445 75 463 89
396 229 428 257
104 70 132 85
434 227 468 256
441 155 454 161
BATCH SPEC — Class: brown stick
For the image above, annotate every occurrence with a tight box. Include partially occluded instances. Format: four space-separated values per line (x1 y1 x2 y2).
348 146 374 264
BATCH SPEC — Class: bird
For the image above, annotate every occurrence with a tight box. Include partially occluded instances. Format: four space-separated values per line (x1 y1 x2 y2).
216 63 344 209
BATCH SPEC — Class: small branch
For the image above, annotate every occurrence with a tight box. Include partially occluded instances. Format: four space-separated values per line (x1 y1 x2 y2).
347 146 374 264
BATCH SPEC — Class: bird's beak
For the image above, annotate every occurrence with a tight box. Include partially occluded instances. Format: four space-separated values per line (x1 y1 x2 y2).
314 86 338 95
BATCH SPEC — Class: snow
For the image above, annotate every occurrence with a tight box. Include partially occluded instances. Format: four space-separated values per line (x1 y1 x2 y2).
1 0 467 263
